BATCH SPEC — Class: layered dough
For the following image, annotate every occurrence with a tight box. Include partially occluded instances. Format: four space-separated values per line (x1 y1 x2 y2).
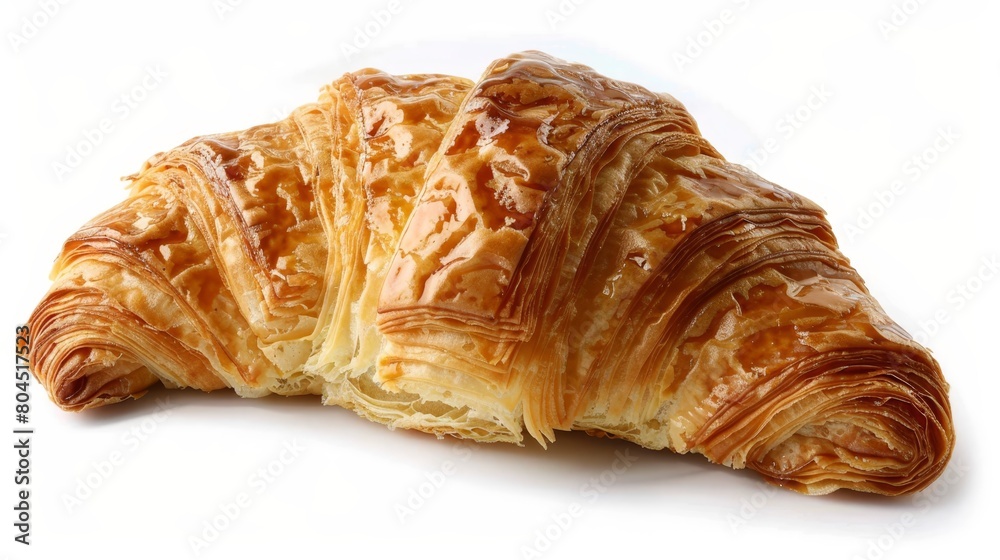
29 51 953 495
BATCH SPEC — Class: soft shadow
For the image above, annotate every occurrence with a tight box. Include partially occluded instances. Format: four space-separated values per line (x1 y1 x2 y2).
59 384 971 515
68 384 322 426
65 385 721 486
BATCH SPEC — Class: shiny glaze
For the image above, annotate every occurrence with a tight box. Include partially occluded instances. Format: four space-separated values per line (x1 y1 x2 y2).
29 52 953 496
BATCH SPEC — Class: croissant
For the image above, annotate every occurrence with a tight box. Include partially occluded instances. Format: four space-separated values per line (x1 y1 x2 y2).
29 51 953 496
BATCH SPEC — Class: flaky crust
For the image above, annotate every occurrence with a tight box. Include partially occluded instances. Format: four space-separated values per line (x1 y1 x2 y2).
29 51 953 495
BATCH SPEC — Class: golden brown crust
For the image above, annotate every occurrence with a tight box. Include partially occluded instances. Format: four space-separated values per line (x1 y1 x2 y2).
28 51 953 495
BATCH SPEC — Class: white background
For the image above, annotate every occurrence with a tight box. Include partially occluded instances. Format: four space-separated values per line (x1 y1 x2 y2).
1 1 995 559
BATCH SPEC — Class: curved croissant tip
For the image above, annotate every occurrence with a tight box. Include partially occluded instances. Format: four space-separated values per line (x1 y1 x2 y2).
35 350 156 413
752 426 954 497
689 344 954 497
750 385 954 496
28 296 161 413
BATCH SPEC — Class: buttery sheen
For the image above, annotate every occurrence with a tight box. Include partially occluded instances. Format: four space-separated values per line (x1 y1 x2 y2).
29 51 954 496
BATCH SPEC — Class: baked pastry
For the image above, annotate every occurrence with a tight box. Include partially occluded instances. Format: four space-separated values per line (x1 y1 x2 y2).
29 51 954 495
